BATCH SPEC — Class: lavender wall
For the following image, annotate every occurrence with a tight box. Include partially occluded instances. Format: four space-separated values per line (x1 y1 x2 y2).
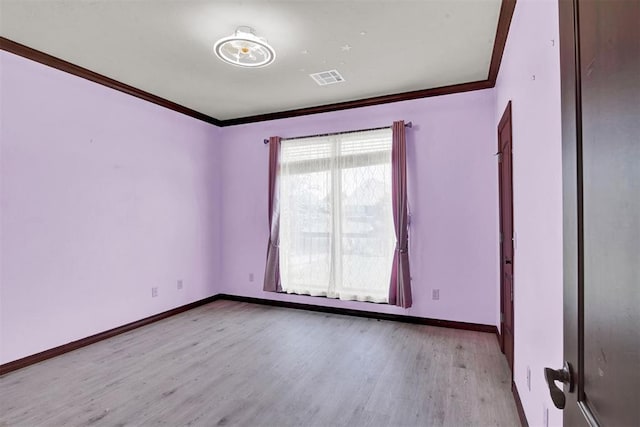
2 12 558 377
0 51 222 364
495 1 564 425
220 90 500 326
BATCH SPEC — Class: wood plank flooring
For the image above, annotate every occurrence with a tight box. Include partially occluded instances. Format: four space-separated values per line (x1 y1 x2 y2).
0 300 521 426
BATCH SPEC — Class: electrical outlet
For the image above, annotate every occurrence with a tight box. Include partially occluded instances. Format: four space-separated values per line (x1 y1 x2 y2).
151 287 158 298
543 405 549 427
432 289 440 300
177 280 183 290
249 273 254 282
527 366 531 391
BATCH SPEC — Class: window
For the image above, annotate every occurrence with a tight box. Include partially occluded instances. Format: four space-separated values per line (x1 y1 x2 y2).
278 128 395 303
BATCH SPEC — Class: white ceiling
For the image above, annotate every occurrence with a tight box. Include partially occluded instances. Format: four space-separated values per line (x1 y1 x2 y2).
0 0 502 121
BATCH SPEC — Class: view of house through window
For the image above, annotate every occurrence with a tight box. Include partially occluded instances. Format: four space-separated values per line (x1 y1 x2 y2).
279 128 395 303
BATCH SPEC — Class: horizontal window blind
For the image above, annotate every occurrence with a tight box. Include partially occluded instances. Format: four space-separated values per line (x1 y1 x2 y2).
281 128 392 174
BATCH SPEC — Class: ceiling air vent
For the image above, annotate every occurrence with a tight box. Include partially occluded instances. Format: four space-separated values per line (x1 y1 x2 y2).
310 69 346 86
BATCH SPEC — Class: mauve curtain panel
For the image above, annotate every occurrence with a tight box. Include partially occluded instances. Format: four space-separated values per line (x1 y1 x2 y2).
389 121 413 308
264 136 282 292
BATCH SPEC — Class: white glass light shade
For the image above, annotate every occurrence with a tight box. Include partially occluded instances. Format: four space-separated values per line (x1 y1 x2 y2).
214 27 275 68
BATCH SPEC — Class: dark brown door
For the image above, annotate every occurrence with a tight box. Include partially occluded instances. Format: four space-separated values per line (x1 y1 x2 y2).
556 0 640 425
498 101 515 375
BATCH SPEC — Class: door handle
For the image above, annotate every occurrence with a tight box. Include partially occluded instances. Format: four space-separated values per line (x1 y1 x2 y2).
544 362 574 409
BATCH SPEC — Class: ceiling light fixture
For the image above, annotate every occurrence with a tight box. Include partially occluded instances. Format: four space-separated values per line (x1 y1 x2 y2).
214 26 275 68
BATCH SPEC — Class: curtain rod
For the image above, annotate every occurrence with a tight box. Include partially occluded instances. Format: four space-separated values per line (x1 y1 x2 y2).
263 121 412 144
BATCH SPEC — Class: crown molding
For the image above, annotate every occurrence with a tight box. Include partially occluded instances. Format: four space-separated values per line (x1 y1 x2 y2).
0 0 515 127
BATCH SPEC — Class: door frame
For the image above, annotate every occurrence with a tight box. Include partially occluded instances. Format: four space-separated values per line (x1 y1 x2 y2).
498 100 515 376
559 0 585 424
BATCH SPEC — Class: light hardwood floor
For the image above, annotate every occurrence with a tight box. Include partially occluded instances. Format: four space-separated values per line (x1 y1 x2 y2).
0 300 521 426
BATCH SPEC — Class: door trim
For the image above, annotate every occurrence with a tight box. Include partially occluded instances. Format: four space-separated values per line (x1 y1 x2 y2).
498 101 515 377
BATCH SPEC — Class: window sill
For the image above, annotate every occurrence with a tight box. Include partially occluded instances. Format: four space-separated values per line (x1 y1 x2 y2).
278 290 389 305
